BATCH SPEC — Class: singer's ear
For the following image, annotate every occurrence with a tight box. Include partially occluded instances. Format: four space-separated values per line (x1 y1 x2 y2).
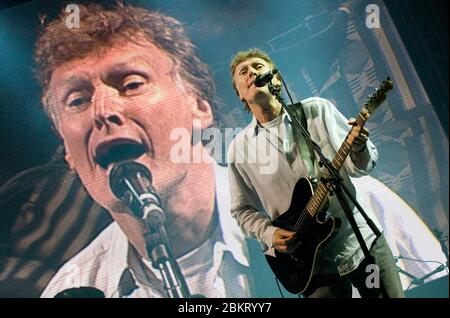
191 98 213 129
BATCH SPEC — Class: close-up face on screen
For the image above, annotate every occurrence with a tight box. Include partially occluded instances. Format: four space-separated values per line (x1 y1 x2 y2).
0 0 448 300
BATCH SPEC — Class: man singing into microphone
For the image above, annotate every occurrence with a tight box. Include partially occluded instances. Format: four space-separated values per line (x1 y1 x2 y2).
34 3 252 298
227 48 405 297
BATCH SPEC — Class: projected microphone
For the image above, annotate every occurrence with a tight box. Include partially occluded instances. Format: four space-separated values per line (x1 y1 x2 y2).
254 69 278 87
109 161 165 227
108 161 192 298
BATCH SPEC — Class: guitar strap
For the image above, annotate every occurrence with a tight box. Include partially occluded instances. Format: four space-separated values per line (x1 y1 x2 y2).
289 102 316 179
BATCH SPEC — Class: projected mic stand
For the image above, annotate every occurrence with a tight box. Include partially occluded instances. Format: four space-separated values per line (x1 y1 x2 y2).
110 162 202 298
143 209 192 298
267 80 390 298
144 202 206 298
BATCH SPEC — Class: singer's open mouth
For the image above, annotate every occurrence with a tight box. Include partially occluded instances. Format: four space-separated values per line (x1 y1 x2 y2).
95 139 147 170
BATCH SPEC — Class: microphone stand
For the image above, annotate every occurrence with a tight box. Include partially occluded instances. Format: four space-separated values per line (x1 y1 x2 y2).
267 81 389 298
110 162 201 298
411 265 447 286
143 211 192 298
395 255 448 288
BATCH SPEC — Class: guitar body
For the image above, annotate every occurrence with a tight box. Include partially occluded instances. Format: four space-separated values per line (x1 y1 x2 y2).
265 177 341 294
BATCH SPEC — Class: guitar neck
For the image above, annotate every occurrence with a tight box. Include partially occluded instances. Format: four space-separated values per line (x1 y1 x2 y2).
302 77 392 218
304 109 370 217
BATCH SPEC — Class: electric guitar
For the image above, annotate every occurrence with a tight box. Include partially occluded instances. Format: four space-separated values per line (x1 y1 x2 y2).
265 78 393 294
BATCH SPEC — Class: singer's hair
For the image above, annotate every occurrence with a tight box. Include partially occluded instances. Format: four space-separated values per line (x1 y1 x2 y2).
34 2 219 129
230 48 281 112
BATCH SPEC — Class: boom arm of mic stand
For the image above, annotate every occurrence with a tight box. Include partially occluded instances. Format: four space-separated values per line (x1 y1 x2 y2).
396 266 419 282
411 265 447 286
109 162 202 298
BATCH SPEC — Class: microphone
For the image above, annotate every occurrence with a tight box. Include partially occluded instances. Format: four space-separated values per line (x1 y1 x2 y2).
254 68 278 87
109 161 165 227
109 161 193 298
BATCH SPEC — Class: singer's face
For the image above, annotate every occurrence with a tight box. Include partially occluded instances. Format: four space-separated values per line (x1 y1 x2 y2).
46 40 212 213
233 57 277 105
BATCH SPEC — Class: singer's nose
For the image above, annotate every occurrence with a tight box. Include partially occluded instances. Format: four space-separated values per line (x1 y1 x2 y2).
94 113 125 130
92 85 125 130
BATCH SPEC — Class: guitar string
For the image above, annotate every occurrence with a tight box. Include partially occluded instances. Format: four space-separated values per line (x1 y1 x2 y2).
291 130 355 233
291 109 373 232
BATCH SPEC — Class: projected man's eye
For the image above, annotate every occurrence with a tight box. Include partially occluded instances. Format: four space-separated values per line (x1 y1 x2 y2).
67 94 90 108
121 76 147 95
124 82 142 90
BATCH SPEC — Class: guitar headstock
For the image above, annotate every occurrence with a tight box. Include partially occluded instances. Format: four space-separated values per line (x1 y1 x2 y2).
364 77 393 114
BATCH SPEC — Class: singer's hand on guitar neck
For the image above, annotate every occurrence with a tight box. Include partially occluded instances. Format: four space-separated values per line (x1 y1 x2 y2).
347 118 371 170
273 228 301 253
347 118 369 153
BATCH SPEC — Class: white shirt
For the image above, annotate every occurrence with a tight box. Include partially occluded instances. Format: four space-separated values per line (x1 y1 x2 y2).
228 97 382 275
41 165 252 298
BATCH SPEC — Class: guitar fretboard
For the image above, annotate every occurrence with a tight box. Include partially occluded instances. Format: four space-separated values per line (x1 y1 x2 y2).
304 110 369 216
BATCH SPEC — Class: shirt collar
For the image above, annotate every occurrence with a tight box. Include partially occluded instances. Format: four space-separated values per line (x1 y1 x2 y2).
250 109 291 137
81 221 132 297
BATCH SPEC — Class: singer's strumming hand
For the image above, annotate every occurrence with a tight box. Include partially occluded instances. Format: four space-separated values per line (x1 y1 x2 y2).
273 228 301 253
